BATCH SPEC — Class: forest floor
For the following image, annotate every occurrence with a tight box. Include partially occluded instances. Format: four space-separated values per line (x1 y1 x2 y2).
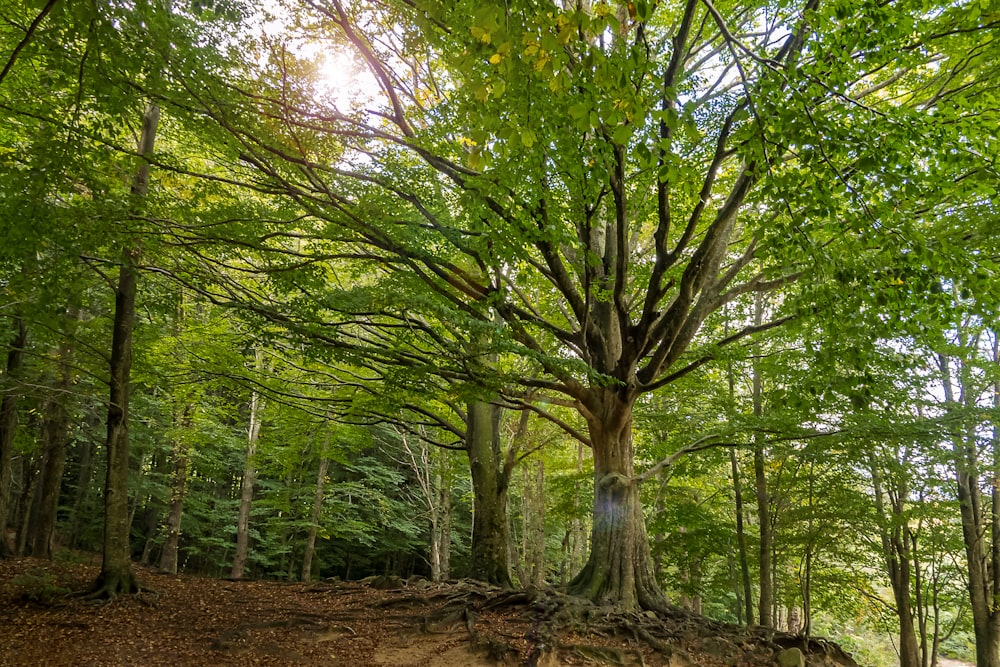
0 555 863 667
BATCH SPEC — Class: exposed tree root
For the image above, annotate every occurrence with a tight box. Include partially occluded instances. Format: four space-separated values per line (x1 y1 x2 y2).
77 569 144 603
374 581 861 667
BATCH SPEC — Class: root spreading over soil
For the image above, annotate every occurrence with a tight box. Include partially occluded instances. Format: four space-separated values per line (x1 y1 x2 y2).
0 557 859 666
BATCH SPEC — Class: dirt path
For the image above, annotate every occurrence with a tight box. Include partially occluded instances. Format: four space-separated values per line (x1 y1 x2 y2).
1 556 859 666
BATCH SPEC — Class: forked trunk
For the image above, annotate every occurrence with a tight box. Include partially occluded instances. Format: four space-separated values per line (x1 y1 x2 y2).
466 400 512 587
569 389 668 611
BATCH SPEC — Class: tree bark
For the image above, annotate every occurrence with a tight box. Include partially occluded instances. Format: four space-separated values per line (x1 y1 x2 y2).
231 352 265 580
301 454 328 581
28 341 73 559
568 388 668 611
436 455 451 580
730 448 754 626
0 317 27 557
158 405 192 574
29 376 70 559
751 294 773 627
466 400 512 587
939 348 1000 667
869 449 921 667
91 103 159 597
67 426 97 549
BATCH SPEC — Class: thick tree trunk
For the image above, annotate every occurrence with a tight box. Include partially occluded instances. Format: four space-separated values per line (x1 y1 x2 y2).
301 455 328 581
466 400 512 587
568 388 668 611
94 244 142 595
0 317 27 557
231 357 264 580
92 103 159 597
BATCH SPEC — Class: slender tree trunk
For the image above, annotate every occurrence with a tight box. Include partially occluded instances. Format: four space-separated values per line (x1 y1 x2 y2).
67 429 96 549
912 528 929 667
753 415 772 625
29 322 77 559
231 354 265 580
0 317 27 557
466 400 512 587
730 449 754 626
158 406 192 574
437 457 451 579
941 350 1000 667
751 294 772 627
28 355 72 558
571 443 587 577
16 456 40 556
568 388 668 611
301 455 328 581
520 459 545 587
91 103 159 596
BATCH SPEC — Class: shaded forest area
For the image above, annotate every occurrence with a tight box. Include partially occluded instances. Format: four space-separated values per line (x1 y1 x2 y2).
0 0 998 665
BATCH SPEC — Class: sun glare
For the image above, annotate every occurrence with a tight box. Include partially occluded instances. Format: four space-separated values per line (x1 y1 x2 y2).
314 48 376 111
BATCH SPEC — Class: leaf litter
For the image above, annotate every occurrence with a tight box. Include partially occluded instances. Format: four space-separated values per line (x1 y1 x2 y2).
0 557 859 666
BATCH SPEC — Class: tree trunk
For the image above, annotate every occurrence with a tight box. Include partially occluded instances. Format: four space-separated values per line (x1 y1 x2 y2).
941 350 1000 667
301 455 328 581
466 400 512 587
730 448 754 625
530 460 545 586
752 295 772 626
568 388 668 611
158 406 192 574
28 376 71 558
16 455 40 556
436 457 451 579
91 103 159 597
231 353 265 580
67 427 96 549
28 328 76 559
0 317 27 557
94 243 142 595
870 452 921 667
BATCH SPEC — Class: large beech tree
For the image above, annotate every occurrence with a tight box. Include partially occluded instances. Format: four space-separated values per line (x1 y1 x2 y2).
151 0 997 609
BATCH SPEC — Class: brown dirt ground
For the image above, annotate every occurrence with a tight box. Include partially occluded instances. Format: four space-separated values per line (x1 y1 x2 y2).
0 556 858 666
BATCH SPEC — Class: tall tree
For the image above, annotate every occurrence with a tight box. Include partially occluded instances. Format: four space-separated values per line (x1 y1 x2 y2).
91 102 160 597
164 0 998 609
231 348 266 580
0 317 26 556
